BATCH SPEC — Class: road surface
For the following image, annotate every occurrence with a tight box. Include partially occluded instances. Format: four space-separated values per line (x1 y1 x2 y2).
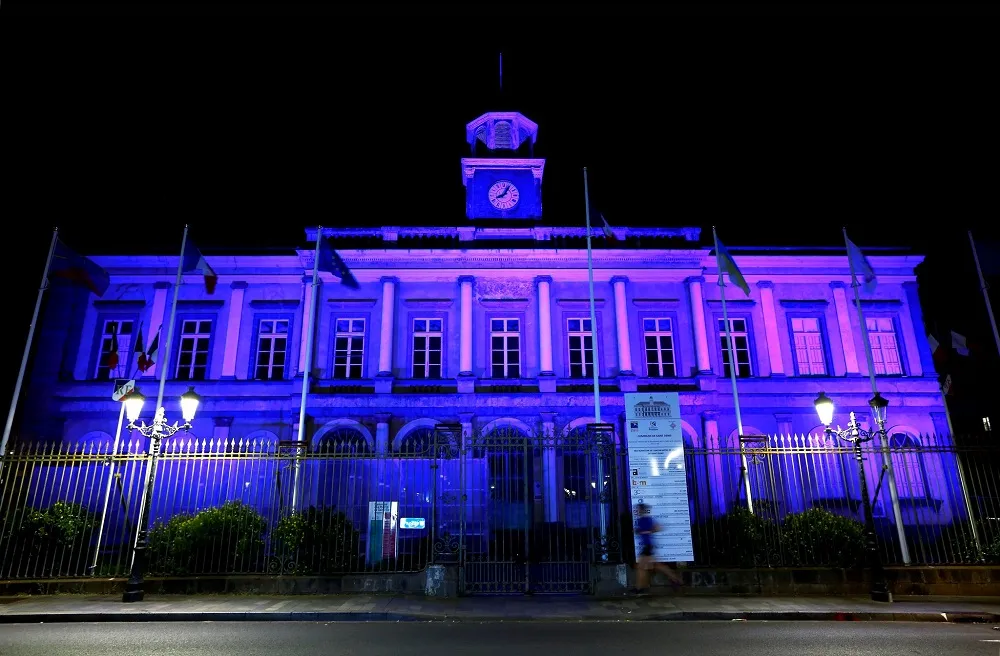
1 620 997 655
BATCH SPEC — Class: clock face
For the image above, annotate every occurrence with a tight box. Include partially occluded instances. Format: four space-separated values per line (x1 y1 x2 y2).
488 180 520 211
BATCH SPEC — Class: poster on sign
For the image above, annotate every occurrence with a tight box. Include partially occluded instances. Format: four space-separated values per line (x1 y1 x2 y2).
624 392 694 562
367 501 398 563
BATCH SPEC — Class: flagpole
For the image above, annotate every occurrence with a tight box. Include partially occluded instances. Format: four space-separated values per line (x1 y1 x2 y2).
0 228 59 478
89 400 126 575
292 225 323 513
969 230 1000 360
712 227 754 514
583 168 601 423
130 224 188 567
843 227 910 564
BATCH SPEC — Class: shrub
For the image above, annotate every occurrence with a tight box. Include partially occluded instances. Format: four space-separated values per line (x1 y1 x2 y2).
1 501 96 577
147 501 267 575
692 506 779 568
935 521 1000 564
781 508 867 568
272 506 360 575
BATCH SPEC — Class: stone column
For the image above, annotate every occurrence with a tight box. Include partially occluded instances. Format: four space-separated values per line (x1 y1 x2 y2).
686 276 712 374
540 412 560 523
756 281 784 376
458 276 475 393
702 410 727 515
143 282 170 379
221 281 248 379
774 413 793 438
213 416 233 443
375 413 391 454
376 277 397 393
536 276 556 392
297 274 319 376
830 282 860 375
610 276 633 374
904 281 936 376
378 277 397 375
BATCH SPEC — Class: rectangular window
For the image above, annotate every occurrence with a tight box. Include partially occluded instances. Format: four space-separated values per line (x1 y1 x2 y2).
866 317 903 375
718 317 752 378
412 318 443 379
254 319 289 380
490 318 521 379
642 317 676 377
94 318 134 380
567 317 594 378
333 317 365 380
176 319 212 381
791 317 827 375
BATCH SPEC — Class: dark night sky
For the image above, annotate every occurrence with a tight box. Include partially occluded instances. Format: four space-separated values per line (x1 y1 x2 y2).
5 32 998 426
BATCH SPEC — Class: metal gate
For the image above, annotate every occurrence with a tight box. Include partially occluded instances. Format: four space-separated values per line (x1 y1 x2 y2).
431 423 621 595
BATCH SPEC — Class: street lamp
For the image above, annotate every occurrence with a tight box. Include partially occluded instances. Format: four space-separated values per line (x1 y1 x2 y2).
814 391 892 603
121 386 201 603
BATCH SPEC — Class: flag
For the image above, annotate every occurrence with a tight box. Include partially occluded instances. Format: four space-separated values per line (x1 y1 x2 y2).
951 331 969 356
714 235 751 297
134 324 144 356
928 332 949 370
49 239 110 297
316 237 359 289
138 328 159 373
599 214 618 242
942 373 953 396
182 240 218 294
845 234 877 294
104 324 119 370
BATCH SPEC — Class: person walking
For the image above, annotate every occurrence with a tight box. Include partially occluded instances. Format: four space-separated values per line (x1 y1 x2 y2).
632 502 682 595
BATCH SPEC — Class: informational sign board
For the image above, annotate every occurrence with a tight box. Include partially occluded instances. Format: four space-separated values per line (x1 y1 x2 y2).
367 501 398 563
624 392 694 562
399 517 425 530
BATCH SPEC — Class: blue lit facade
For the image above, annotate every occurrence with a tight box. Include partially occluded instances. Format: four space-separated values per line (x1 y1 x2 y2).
19 110 952 526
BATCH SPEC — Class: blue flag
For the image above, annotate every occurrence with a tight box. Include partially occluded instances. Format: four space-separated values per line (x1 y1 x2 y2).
317 237 359 289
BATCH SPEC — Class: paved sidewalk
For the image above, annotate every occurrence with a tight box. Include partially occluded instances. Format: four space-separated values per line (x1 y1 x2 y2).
2 593 1000 623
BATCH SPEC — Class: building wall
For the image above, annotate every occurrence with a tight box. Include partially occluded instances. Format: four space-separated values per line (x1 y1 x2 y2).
20 232 945 451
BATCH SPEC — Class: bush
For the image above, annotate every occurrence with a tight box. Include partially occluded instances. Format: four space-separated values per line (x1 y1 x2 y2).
693 506 779 568
781 508 867 568
147 501 267 575
1 501 96 577
272 506 360 575
935 521 1000 564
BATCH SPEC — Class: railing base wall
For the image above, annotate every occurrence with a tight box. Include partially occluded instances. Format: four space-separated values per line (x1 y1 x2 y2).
5 566 1000 597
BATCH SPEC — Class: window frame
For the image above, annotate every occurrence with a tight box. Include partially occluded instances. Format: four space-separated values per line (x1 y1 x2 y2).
90 312 141 381
485 311 526 380
636 310 681 379
170 314 217 382
785 312 833 377
888 433 932 500
563 312 604 379
407 313 447 380
864 313 907 377
330 313 371 380
713 312 756 379
249 312 294 381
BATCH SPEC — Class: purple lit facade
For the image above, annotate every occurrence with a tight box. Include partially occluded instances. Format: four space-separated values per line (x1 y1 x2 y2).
20 111 952 526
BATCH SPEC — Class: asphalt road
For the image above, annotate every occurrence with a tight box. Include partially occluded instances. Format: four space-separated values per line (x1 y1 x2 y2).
2 621 998 655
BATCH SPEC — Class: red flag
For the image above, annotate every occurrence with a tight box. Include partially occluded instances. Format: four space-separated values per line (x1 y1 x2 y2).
104 325 119 370
138 329 160 372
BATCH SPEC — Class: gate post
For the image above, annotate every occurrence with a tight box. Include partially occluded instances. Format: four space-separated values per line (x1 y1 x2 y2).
587 423 617 565
432 424 463 566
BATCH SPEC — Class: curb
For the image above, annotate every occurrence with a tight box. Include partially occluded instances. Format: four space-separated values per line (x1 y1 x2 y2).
2 610 998 624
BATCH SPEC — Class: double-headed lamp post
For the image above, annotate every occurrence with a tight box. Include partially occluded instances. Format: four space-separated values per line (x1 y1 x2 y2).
121 386 201 603
814 391 892 603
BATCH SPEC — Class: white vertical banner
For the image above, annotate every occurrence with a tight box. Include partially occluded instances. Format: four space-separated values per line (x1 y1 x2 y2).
625 392 693 562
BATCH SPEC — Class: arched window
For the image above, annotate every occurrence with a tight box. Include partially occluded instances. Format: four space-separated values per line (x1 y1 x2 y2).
316 427 370 455
397 427 435 457
889 433 928 498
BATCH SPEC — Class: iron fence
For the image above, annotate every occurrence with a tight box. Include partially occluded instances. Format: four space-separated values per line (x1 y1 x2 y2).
1 429 998 583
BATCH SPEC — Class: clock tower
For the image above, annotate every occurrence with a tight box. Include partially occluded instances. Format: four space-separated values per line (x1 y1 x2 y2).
461 112 545 220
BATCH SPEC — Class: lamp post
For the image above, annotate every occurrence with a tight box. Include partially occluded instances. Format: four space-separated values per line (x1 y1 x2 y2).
121 386 201 603
814 391 892 603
